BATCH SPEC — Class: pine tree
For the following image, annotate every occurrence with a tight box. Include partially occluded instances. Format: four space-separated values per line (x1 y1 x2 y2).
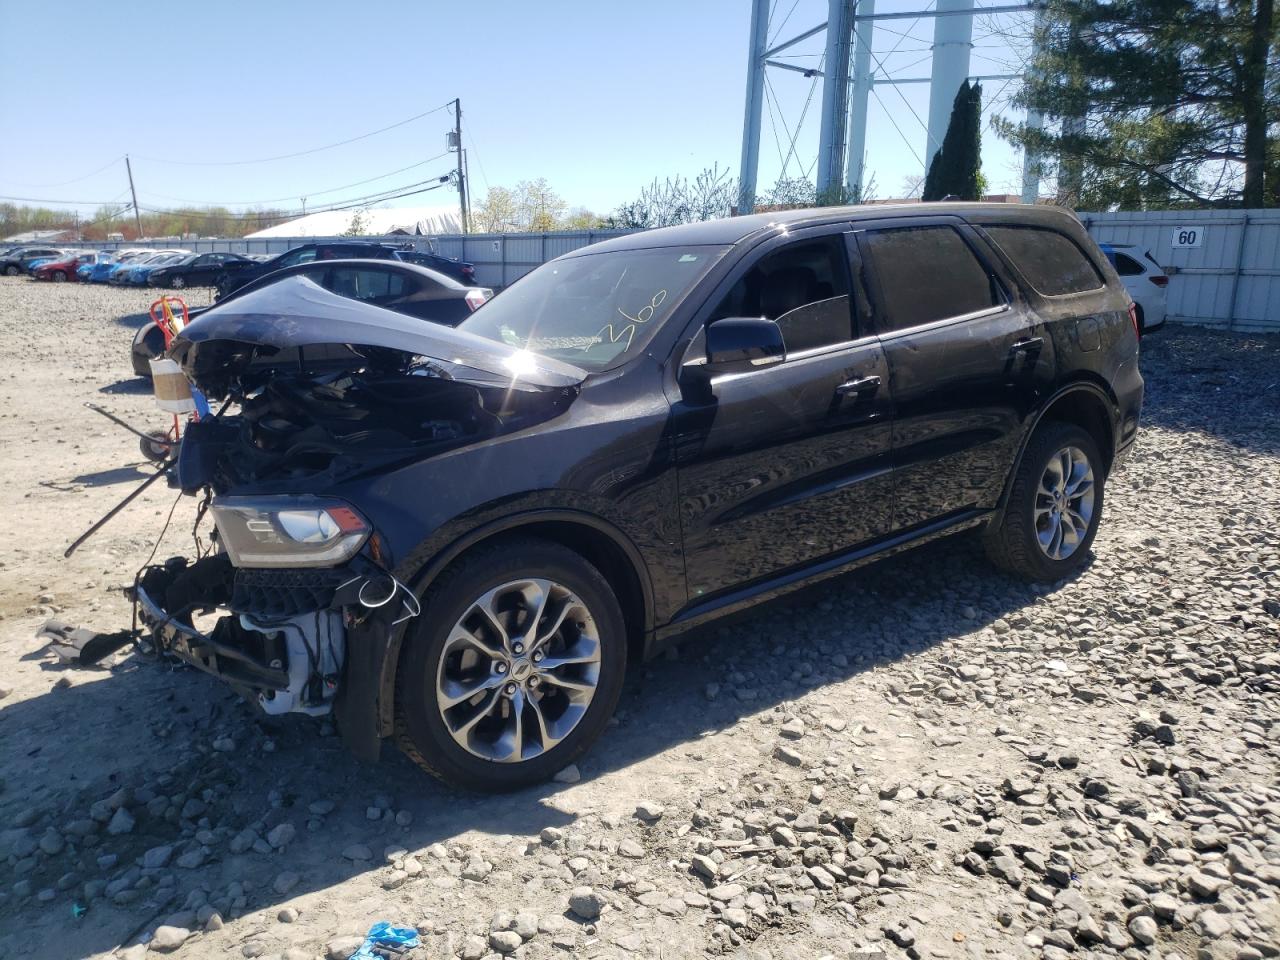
923 81 984 201
997 0 1276 208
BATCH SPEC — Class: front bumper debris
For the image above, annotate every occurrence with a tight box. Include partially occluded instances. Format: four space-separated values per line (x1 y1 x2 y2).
132 552 418 737
135 580 290 693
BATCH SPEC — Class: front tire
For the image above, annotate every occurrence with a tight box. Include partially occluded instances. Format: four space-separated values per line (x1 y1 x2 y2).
395 537 626 792
4 265 19 276
983 421 1105 582
171 275 186 289
52 270 66 283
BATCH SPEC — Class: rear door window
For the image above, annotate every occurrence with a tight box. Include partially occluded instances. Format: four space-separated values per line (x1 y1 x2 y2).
859 226 1002 333
985 225 1104 296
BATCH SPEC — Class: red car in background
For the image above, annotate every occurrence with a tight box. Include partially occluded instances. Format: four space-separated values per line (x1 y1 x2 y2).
33 252 99 283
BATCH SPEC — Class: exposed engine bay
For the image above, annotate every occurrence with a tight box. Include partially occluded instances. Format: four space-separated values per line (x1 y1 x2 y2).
172 353 572 493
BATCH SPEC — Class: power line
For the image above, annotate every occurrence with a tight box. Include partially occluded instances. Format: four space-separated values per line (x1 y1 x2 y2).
0 156 124 190
140 152 455 207
0 193 121 205
134 101 453 167
135 175 455 225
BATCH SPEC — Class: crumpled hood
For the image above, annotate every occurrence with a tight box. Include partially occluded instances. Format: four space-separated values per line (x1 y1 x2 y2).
170 274 587 392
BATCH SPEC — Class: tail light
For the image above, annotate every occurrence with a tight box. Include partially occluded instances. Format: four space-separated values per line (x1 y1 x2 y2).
1127 301 1139 336
1148 274 1168 287
464 288 493 312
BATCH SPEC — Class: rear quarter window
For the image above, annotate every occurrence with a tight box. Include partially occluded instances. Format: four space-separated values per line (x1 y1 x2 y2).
985 225 1105 297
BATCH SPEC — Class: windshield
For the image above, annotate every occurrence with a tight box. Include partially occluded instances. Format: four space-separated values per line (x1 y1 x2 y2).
458 244 729 372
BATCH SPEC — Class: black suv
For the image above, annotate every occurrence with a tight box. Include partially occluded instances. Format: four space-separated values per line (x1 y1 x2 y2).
135 204 1142 791
213 241 401 299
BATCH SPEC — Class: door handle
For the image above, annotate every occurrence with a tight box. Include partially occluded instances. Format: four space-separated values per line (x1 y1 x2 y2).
1010 336 1044 353
835 375 881 397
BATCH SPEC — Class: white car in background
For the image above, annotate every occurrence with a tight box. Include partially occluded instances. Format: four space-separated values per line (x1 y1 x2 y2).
1101 243 1168 334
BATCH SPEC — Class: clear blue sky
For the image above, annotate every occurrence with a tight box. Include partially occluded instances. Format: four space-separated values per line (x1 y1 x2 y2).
0 0 1033 219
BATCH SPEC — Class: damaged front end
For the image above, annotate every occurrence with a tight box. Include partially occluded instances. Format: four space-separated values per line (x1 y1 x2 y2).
131 275 585 758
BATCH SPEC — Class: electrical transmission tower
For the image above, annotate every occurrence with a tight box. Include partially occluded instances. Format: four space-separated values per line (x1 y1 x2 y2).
738 0 1037 212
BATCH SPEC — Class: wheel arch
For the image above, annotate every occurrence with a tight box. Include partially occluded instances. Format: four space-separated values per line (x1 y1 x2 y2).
999 380 1118 512
375 509 656 738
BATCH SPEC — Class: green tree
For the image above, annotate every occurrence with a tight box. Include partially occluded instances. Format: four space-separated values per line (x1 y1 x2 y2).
997 0 1277 208
341 209 369 236
924 80 984 201
474 186 520 232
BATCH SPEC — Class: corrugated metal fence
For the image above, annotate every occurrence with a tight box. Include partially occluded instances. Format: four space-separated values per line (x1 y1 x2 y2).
66 209 1279 332
1080 209 1279 333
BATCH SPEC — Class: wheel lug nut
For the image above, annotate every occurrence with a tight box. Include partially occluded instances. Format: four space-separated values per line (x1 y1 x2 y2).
512 642 524 655
532 650 544 663
495 662 507 674
528 676 540 688
504 683 518 696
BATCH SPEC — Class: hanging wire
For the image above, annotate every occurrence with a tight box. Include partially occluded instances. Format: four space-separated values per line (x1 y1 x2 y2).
1 156 124 190
135 101 453 167
137 152 455 207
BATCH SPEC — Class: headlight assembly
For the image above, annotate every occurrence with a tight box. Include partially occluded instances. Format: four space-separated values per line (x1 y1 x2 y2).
211 496 370 568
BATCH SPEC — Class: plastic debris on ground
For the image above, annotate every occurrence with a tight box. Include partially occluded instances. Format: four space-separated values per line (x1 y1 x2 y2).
348 921 421 959
36 619 135 666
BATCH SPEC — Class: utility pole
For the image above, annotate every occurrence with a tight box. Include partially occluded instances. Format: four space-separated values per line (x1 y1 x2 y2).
125 154 143 240
453 98 469 233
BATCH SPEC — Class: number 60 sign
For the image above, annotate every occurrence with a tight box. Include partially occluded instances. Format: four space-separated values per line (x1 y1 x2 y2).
1171 227 1203 249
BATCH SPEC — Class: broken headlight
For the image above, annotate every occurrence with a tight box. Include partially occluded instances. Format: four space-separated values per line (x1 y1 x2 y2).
211 496 370 568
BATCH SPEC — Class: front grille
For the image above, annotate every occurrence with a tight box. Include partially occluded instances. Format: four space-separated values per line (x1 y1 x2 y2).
231 567 352 619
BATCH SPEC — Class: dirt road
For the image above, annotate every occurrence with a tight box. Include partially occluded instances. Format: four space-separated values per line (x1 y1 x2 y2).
1 278 1277 960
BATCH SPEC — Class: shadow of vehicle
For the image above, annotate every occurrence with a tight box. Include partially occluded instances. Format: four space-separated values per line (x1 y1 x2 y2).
112 312 153 332
1137 327 1280 457
97 378 152 396
0 530 1071 960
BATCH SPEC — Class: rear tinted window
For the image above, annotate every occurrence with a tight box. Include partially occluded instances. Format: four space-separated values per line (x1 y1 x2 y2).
861 226 1001 333
1112 252 1144 276
986 226 1104 296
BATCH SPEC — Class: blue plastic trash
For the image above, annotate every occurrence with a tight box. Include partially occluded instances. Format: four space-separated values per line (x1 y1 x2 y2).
349 922 420 959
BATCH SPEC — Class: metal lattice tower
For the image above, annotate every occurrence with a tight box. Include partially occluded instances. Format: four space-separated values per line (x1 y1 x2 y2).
739 0 1037 211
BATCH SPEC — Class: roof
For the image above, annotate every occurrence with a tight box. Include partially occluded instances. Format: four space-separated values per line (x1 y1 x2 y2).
577 202 1084 254
244 204 462 239
3 228 78 243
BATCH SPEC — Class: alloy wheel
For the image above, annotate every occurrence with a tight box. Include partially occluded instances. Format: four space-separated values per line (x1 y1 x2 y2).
1034 445 1095 560
172 275 186 289
435 578 601 763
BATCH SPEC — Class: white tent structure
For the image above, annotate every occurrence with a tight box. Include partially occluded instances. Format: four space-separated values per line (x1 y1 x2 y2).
246 204 463 239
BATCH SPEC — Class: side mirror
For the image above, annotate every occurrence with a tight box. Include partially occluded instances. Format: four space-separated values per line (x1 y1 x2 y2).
704 317 785 375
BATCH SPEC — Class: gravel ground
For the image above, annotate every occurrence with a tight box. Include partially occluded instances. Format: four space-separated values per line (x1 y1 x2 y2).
0 276 1277 960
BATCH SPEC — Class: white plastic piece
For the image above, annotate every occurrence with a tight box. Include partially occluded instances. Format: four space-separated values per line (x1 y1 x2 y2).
241 612 345 717
149 358 197 414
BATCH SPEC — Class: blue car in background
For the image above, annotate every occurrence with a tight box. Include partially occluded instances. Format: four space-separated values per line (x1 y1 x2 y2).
24 253 71 275
125 252 191 285
107 251 181 285
88 250 147 283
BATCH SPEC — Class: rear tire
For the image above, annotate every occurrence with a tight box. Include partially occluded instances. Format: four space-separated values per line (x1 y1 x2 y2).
52 271 66 283
983 421 1104 582
395 537 626 792
171 275 186 289
4 265 18 276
